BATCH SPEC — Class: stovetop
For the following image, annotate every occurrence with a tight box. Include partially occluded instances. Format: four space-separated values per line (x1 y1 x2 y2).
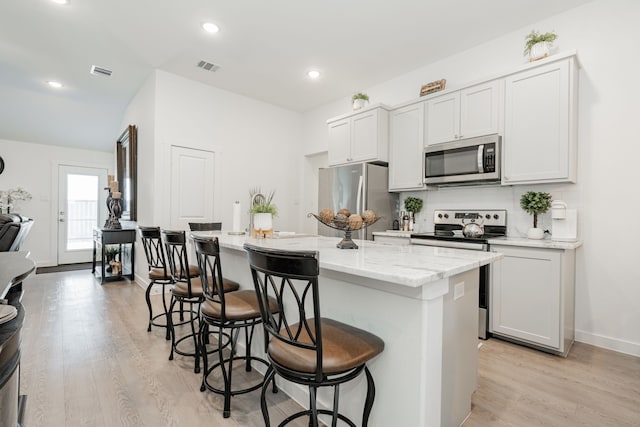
410 209 508 244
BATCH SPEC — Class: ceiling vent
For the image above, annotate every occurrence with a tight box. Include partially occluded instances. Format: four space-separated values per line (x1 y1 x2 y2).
197 60 220 72
90 65 112 77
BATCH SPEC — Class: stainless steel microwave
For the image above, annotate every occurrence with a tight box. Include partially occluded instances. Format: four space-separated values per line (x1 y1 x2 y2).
424 134 501 185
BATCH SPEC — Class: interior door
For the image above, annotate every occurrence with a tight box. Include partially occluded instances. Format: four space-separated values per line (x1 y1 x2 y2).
170 146 215 230
58 165 108 264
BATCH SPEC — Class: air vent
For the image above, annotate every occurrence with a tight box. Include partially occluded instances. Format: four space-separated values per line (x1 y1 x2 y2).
90 65 112 77
197 60 220 72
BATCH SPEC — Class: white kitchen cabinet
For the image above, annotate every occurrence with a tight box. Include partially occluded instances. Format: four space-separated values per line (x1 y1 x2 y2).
327 105 390 166
490 244 575 356
425 80 503 146
502 55 578 184
388 102 425 191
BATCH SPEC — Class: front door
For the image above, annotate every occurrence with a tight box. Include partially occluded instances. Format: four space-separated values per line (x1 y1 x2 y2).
58 165 108 264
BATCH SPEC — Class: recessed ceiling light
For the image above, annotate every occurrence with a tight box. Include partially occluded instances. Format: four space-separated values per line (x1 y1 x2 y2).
51 0 69 4
47 81 63 88
202 22 220 33
307 70 321 79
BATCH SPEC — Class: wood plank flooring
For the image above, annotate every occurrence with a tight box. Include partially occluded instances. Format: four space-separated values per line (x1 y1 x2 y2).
19 270 640 427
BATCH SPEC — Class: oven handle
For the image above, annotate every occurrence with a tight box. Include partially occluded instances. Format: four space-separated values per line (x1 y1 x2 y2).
410 238 488 251
477 144 485 173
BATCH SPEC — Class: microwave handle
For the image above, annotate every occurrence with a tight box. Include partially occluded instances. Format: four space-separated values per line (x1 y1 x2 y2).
477 144 484 173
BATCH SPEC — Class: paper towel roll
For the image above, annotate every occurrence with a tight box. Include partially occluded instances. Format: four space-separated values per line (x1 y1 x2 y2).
232 201 241 232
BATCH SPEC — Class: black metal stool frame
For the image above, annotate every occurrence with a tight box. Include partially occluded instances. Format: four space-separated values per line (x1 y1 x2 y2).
245 244 379 427
163 230 205 373
193 236 273 418
139 225 198 340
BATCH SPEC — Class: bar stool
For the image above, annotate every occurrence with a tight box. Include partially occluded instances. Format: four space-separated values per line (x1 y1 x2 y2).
193 235 277 418
245 244 385 427
138 226 174 338
188 222 222 232
163 230 240 373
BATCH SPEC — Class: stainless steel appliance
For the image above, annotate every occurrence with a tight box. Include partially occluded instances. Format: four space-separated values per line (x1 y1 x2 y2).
318 163 398 240
424 134 501 186
411 209 507 339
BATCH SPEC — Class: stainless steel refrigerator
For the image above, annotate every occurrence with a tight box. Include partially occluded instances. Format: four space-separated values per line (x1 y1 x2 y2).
318 163 398 240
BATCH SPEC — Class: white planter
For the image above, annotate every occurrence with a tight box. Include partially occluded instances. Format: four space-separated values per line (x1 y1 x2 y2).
253 213 273 231
527 227 545 240
352 98 368 110
529 42 550 62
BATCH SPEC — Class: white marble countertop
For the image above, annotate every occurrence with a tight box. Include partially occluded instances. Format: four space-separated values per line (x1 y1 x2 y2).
488 236 582 250
193 232 502 288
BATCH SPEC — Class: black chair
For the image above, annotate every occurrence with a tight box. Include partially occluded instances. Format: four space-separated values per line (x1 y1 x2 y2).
245 244 385 427
193 236 277 418
162 230 207 373
188 222 222 231
0 214 33 252
138 226 175 337
163 230 239 373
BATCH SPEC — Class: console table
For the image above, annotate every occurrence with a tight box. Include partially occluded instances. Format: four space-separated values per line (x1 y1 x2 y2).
92 228 136 284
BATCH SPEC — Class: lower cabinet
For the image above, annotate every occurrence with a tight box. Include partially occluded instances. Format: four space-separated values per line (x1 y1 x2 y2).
490 245 575 356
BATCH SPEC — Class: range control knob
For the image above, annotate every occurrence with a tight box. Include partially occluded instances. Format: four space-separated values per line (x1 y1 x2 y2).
493 214 499 220
485 214 491 220
437 213 443 219
444 213 449 219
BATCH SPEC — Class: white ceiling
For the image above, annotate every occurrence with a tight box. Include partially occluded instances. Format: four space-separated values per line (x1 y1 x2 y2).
0 0 593 152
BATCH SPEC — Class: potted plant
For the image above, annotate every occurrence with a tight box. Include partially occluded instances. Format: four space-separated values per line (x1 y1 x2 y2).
104 245 120 272
250 190 277 237
404 197 423 232
520 191 552 239
352 92 369 110
524 30 557 62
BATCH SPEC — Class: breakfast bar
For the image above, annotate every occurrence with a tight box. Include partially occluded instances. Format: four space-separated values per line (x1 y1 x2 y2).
193 232 502 427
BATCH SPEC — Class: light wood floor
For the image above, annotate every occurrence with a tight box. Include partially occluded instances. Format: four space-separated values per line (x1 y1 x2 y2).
19 270 640 427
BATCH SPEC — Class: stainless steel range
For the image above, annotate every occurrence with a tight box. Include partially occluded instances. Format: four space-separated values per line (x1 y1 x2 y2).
411 209 507 339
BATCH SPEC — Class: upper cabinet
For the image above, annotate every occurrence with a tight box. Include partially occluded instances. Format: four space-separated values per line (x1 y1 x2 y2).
502 56 578 185
425 80 503 146
327 105 390 166
388 102 425 191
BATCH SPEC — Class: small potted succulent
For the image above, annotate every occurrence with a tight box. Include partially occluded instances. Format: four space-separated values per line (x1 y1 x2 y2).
250 189 277 236
104 245 120 272
352 92 369 110
524 30 558 62
520 191 552 239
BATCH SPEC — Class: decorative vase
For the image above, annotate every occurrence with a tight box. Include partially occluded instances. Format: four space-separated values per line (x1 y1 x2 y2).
527 227 545 239
529 42 550 62
253 213 273 238
352 98 368 110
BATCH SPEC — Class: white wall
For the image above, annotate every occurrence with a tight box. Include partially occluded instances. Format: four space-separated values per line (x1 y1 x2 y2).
150 70 303 232
300 0 640 355
0 138 113 266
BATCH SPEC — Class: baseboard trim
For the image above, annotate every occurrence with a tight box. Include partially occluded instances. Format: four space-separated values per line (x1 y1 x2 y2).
575 329 640 357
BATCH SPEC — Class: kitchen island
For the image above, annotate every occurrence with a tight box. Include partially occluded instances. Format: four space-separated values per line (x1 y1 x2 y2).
194 233 502 427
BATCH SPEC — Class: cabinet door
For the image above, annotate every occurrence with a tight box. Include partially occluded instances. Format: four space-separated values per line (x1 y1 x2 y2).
460 80 503 139
503 59 572 184
389 103 425 191
491 245 562 349
351 109 379 162
426 92 459 145
327 118 351 166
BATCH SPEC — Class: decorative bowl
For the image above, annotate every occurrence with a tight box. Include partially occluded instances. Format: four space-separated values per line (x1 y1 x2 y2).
308 213 381 249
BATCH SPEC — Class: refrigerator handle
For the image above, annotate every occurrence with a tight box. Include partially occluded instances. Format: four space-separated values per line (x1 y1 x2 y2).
356 175 363 215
